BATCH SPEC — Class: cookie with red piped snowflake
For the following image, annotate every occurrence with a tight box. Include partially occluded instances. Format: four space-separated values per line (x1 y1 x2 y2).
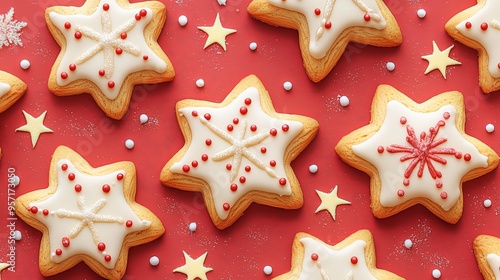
274 230 404 279
160 75 319 229
247 0 402 82
14 146 164 279
45 0 175 119
474 235 500 280
446 0 500 93
0 70 26 157
335 85 498 223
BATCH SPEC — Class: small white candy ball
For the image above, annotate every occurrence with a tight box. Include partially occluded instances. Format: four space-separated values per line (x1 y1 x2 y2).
13 230 22 241
283 81 292 91
309 164 318 174
249 42 258 51
149 256 160 266
432 269 441 279
484 199 492 208
189 222 197 232
263 265 273 275
196 79 205 88
178 15 188 26
20 59 30 70
339 96 350 107
125 139 135 149
417 8 427 19
386 62 396 71
404 239 413 249
486 123 495 133
10 175 20 187
139 114 149 124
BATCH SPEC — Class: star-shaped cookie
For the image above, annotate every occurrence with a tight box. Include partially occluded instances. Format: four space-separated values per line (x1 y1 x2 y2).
446 0 500 93
474 235 500 280
160 75 318 229
315 186 351 220
421 41 461 79
198 13 236 51
45 0 175 119
335 85 498 223
173 251 213 280
274 230 403 279
15 110 54 148
15 146 165 279
247 0 402 82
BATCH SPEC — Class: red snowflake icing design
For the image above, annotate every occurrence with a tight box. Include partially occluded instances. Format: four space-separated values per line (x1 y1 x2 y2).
386 116 464 184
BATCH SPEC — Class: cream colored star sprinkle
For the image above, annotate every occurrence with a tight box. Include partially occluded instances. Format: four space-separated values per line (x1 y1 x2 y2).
15 110 53 148
315 186 351 220
421 41 461 79
198 13 236 51
173 251 213 280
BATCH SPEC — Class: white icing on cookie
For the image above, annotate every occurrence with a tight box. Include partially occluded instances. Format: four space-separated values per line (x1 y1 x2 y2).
28 159 150 269
0 82 11 98
456 1 500 78
299 238 376 279
487 253 500 280
49 0 167 99
352 101 488 210
267 0 387 59
170 87 303 219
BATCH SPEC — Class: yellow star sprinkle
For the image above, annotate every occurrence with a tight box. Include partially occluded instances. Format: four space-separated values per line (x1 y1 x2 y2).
198 13 236 51
15 110 53 148
315 186 351 220
421 41 461 79
173 251 213 280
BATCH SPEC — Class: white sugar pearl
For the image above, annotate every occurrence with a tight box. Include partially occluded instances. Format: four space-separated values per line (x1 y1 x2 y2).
10 175 20 187
386 61 396 71
13 230 22 241
20 59 30 70
309 164 318 174
263 265 273 275
178 15 188 26
417 8 427 19
283 81 292 91
249 42 258 51
432 269 441 279
149 256 160 266
125 139 135 149
484 199 492 208
189 222 197 232
196 79 205 88
339 95 350 107
404 239 413 249
486 123 495 133
139 114 149 124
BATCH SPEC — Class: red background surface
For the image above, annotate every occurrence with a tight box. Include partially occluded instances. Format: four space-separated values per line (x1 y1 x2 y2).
0 0 499 279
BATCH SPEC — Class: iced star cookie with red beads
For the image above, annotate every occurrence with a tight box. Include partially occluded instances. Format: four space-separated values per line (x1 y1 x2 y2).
160 75 319 229
14 146 164 279
0 70 26 158
446 0 500 93
474 235 500 280
45 0 175 119
247 0 402 82
274 230 404 279
335 85 498 223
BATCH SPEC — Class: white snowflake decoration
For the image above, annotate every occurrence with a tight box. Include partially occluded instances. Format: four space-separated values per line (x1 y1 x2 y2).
0 8 27 48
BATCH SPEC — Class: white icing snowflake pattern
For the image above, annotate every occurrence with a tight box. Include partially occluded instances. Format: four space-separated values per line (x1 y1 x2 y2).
0 8 27 48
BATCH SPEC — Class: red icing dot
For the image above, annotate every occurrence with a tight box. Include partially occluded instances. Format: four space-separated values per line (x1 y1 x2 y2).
227 124 234 131
279 178 287 186
377 146 384 153
397 189 405 197
120 32 127 39
69 64 76 71
240 106 248 115
314 8 321 15
29 206 38 214
400 116 407 124
481 22 488 31
117 173 124 180
498 63 500 69
99 69 105 76
74 184 82 192
223 203 230 211
239 176 246 183
126 220 133 227
135 13 142 21
261 147 267 153
455 152 462 159
74 31 82 39
55 249 62 256
270 160 276 167
205 139 212 146
244 98 252 105
60 72 68 79
104 255 112 262
182 165 190 172
143 55 149 61
351 256 358 264
325 21 332 29
191 110 198 117
62 237 70 247
464 154 471 161
201 154 209 161
270 128 277 136
403 178 410 186
108 81 115 88
233 118 239 124
43 209 49 216
61 164 68 171
140 9 147 17
68 173 75 181
226 164 232 170
64 22 71 29
191 160 198 167
441 192 448 199
102 184 111 193
103 3 110 11
282 124 289 132
250 125 257 132
230 183 238 192
436 181 443 188
465 22 472 29
311 253 318 261
245 166 251 172
363 13 371 21
443 112 450 119
98 242 106 251
115 48 123 55
204 113 211 120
